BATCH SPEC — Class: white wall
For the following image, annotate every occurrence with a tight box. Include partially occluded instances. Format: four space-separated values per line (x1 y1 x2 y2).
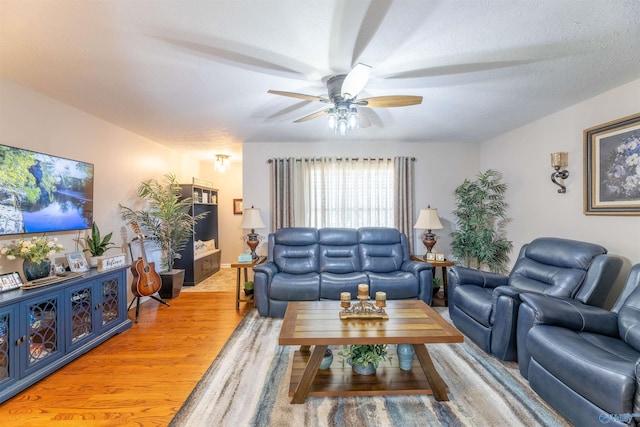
242 140 480 258
481 79 640 303
0 79 202 296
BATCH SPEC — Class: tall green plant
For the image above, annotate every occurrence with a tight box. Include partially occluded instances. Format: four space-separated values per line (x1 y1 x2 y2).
450 169 513 273
119 173 207 271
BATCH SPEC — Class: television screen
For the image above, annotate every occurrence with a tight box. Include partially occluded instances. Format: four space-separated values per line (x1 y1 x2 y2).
0 144 94 236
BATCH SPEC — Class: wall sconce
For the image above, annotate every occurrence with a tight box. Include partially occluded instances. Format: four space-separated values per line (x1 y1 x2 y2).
215 154 230 173
550 152 569 193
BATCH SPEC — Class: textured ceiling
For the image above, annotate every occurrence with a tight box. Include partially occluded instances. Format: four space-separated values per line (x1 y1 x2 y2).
1 0 640 156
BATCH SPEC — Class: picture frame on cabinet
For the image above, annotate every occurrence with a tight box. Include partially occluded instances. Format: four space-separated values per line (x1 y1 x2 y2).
233 198 243 215
584 113 640 215
66 252 89 272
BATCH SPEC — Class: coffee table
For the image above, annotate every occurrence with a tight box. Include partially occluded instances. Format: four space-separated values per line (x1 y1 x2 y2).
279 300 463 404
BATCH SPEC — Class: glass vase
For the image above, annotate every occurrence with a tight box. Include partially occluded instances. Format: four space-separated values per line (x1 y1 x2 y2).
23 259 51 281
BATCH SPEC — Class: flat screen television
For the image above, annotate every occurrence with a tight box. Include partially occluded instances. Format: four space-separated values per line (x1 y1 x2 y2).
0 144 94 236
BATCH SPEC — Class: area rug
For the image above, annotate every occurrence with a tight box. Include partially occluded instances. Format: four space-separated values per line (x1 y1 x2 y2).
169 309 570 427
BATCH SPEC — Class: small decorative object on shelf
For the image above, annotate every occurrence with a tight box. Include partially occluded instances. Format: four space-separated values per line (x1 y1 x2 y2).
397 344 415 371
339 284 389 320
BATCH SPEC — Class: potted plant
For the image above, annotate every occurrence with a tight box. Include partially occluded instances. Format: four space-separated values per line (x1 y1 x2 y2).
450 169 513 274
119 173 207 299
83 222 115 267
243 281 254 296
432 277 442 296
337 344 392 375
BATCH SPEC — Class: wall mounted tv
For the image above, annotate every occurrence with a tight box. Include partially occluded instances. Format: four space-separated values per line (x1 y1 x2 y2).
0 144 94 236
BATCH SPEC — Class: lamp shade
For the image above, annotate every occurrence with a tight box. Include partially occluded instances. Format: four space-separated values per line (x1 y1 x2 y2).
413 208 443 230
239 207 266 230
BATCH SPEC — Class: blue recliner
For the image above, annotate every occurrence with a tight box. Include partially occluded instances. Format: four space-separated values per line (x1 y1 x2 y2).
253 227 433 317
517 264 640 427
448 237 623 361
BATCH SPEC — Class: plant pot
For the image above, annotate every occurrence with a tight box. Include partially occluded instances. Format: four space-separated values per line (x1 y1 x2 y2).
87 256 101 268
23 259 51 281
351 361 376 375
159 269 185 299
244 288 254 296
432 286 441 296
319 348 333 370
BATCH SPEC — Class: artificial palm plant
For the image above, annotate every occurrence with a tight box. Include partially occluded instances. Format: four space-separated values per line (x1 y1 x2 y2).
450 169 513 273
119 173 207 272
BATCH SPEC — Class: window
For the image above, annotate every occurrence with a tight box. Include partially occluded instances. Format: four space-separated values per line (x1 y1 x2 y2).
301 158 394 228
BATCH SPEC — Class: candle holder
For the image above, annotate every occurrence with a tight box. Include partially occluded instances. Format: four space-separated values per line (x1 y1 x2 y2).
339 289 388 320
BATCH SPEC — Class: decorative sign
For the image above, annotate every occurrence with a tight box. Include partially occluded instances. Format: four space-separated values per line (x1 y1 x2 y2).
98 253 127 272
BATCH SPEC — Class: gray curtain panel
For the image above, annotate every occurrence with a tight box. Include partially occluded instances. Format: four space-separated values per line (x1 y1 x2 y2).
394 156 415 255
269 158 296 230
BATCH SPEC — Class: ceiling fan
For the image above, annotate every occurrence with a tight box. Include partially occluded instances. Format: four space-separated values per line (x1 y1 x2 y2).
268 64 423 135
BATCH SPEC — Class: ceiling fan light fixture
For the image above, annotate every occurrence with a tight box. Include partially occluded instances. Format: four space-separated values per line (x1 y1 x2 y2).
337 117 348 136
326 110 337 130
348 107 359 129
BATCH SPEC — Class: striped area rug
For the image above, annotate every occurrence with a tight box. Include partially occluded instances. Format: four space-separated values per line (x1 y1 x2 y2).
169 309 570 427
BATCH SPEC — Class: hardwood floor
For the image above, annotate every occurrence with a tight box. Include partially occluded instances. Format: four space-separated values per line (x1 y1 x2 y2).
0 289 253 426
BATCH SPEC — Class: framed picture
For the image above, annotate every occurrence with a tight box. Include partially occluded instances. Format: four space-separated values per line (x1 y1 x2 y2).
584 113 640 215
233 198 243 215
435 253 445 262
66 252 89 272
425 253 436 261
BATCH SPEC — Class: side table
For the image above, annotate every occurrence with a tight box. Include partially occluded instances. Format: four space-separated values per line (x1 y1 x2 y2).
231 256 266 310
411 256 455 307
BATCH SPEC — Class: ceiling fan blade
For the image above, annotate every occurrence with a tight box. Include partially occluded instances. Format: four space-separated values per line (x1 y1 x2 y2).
294 109 330 123
268 90 330 103
360 95 423 108
341 63 372 99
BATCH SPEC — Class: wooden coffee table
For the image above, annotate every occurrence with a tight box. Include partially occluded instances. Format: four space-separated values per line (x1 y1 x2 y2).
279 300 463 404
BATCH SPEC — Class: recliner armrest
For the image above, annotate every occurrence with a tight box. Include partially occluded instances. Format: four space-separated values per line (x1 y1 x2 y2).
253 262 279 279
520 293 619 336
449 266 509 288
401 260 432 275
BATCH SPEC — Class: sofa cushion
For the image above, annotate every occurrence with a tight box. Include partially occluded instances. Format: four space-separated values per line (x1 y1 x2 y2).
368 272 419 299
320 272 368 299
358 227 405 273
508 237 607 298
527 325 639 414
451 285 494 328
269 272 320 301
318 228 361 273
273 228 319 274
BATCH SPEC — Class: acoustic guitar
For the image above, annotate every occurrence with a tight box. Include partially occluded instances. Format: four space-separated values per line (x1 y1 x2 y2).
129 221 162 297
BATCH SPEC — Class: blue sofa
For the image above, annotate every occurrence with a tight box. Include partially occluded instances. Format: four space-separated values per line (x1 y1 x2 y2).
253 227 433 317
448 237 623 361
517 264 640 427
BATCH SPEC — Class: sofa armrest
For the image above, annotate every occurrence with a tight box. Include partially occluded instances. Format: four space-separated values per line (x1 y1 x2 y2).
253 262 279 317
519 293 619 335
401 260 433 304
449 266 509 289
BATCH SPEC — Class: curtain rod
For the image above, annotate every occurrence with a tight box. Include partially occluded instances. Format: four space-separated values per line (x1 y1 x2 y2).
267 157 416 163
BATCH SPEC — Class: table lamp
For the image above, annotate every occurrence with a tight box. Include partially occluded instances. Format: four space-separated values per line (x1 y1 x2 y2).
413 206 444 258
239 206 266 260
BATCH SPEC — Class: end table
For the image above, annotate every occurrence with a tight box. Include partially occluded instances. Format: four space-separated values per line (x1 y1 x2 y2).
231 256 266 310
411 256 455 307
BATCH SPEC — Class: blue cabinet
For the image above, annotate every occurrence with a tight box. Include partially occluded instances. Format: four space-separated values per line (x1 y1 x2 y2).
0 267 131 403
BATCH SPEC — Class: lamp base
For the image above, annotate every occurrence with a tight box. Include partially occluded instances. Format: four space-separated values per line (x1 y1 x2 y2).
246 230 260 260
422 230 437 254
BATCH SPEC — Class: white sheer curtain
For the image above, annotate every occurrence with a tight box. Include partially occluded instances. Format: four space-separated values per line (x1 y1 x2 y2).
301 158 394 228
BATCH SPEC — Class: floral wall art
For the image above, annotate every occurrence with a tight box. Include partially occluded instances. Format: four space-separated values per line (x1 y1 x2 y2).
584 113 640 215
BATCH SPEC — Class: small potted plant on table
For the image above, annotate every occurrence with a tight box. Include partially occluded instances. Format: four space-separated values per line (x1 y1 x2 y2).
337 344 392 375
83 223 115 267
